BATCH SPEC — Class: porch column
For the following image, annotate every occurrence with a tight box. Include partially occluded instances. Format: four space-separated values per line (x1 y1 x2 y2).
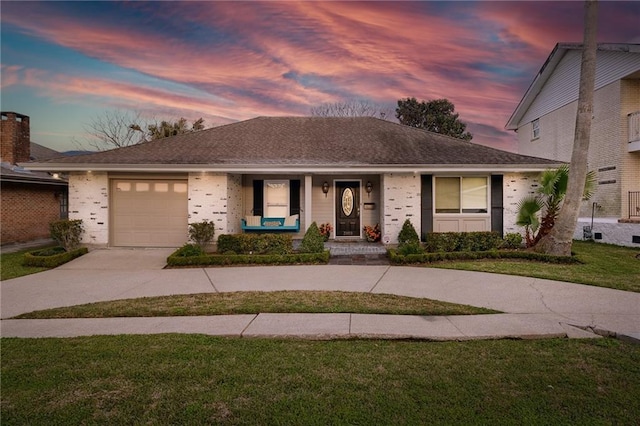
304 174 312 231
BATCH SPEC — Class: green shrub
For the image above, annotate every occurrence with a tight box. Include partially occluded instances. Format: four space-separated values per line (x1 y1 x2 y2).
388 248 578 265
31 246 66 257
167 250 330 266
398 242 424 255
424 232 503 252
503 233 524 249
49 219 84 251
299 222 325 253
217 234 293 255
398 219 420 248
188 220 216 249
23 247 88 268
173 243 205 257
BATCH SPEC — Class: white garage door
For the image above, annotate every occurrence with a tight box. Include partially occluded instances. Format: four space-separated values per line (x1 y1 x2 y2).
111 179 188 247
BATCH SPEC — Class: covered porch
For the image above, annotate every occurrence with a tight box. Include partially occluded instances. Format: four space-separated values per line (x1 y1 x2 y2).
237 174 384 241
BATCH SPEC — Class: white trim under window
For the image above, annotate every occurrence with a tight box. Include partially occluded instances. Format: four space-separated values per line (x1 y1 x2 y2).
434 176 488 214
531 118 540 140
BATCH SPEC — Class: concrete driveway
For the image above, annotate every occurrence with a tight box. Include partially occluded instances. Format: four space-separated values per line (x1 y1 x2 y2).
1 248 639 341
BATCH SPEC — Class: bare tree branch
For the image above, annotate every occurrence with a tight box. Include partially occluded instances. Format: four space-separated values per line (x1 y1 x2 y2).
310 100 394 120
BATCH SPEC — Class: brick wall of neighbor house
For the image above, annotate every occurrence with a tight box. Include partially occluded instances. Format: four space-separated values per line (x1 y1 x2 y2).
382 173 420 244
502 172 541 237
589 81 623 218
69 172 109 246
0 183 62 244
620 79 640 219
1 112 30 164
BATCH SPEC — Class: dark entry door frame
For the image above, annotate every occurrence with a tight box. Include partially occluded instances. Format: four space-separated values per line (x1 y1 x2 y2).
334 179 362 238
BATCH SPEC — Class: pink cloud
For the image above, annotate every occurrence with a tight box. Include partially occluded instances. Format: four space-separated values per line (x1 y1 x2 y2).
2 1 636 152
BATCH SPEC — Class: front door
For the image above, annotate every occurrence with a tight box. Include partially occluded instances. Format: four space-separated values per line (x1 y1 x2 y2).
335 181 360 237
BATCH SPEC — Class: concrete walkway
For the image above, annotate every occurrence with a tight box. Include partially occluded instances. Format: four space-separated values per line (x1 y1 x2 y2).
1 248 639 342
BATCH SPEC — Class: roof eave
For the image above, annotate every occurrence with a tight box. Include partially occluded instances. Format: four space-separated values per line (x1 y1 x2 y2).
506 43 569 130
23 162 562 174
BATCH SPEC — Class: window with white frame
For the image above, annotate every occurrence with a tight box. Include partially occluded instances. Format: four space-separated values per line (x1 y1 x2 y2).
264 180 289 217
531 118 540 140
435 177 488 214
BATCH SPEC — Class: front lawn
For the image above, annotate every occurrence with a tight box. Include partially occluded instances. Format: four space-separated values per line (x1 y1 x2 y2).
433 240 640 292
0 248 51 281
2 336 639 424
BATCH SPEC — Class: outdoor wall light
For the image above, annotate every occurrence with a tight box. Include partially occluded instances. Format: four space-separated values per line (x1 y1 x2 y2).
365 181 373 197
322 181 330 197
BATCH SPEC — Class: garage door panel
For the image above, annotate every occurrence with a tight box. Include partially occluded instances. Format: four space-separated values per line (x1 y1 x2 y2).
112 179 188 247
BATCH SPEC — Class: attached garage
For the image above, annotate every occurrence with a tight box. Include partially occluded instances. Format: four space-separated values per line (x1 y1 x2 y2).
111 179 188 247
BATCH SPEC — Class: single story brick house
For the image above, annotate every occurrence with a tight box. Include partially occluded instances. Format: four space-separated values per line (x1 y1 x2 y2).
25 117 561 248
1 112 68 245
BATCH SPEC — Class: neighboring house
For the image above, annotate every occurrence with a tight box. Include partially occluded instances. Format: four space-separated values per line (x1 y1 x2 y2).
507 43 640 247
25 116 561 248
1 112 68 245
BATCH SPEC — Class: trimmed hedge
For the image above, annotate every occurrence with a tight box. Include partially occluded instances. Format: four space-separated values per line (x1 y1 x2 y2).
388 249 578 265
424 231 503 252
217 234 293 255
23 247 89 268
167 250 330 267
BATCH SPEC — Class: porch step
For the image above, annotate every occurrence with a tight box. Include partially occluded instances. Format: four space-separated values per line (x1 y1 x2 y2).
292 240 387 256
324 241 387 255
329 254 389 266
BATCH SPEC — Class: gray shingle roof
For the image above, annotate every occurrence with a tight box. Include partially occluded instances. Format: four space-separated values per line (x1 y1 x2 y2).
29 117 559 169
1 143 66 185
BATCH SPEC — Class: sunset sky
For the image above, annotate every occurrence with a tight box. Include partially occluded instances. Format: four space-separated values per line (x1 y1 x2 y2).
2 1 639 153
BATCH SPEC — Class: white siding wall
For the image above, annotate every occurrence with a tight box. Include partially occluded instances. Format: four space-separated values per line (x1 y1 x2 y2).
382 173 420 244
520 49 640 126
69 171 109 246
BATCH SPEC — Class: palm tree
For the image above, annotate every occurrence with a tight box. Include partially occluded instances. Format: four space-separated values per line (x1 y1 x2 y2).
516 197 542 247
516 165 596 248
536 0 598 255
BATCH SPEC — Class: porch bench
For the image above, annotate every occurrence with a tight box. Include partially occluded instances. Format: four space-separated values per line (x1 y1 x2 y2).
241 215 300 232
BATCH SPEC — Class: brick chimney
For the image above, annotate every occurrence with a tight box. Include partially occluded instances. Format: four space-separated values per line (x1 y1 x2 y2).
1 112 31 164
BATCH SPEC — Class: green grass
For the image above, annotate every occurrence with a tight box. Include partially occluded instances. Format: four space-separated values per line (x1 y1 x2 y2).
13 291 497 319
0 247 53 281
2 336 639 425
432 240 640 292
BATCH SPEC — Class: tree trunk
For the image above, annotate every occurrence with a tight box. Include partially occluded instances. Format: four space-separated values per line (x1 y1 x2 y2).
536 0 598 256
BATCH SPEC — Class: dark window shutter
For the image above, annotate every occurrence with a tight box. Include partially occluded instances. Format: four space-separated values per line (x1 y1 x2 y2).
491 175 504 237
289 180 301 216
421 175 433 241
253 180 264 216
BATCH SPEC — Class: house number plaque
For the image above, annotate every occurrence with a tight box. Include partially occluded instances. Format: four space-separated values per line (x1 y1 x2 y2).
342 187 354 216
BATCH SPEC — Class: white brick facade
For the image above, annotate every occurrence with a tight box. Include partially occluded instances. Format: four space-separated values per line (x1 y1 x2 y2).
382 173 420 244
502 172 540 237
69 171 109 246
226 173 242 235
188 173 239 239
